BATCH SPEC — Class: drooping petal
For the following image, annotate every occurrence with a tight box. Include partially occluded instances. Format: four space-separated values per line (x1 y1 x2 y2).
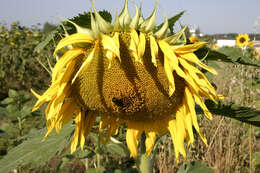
99 115 121 144
145 131 156 155
83 111 97 137
179 58 217 101
31 83 59 112
126 128 142 158
72 43 98 84
168 119 179 160
54 34 94 55
149 35 158 67
137 32 146 63
185 86 208 145
164 57 175 96
55 98 78 133
179 52 217 75
52 49 84 82
71 109 83 153
129 29 140 62
171 42 207 54
175 106 187 157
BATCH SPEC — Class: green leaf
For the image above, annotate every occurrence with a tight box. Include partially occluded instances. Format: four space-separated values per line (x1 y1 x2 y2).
253 152 260 169
177 161 214 173
157 11 185 34
20 105 32 118
6 105 20 117
1 98 15 105
8 89 19 98
105 141 129 156
85 167 105 173
0 123 73 173
168 11 185 34
195 47 260 68
34 30 57 52
202 100 260 127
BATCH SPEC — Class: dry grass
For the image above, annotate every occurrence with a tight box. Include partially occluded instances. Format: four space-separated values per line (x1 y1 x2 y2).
154 62 260 173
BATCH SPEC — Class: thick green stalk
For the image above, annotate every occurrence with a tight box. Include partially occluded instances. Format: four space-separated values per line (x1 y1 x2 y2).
137 133 154 173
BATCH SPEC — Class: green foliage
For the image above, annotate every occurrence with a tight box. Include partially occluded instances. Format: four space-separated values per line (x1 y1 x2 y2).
177 161 214 173
195 47 260 67
203 100 260 127
0 89 32 118
0 123 73 173
0 22 51 95
157 11 185 34
0 7 259 173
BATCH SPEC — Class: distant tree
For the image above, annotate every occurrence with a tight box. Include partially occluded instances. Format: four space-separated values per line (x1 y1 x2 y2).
43 22 57 33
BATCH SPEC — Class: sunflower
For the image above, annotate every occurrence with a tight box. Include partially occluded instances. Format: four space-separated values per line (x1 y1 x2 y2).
212 44 219 50
189 36 200 43
32 0 222 160
236 34 250 48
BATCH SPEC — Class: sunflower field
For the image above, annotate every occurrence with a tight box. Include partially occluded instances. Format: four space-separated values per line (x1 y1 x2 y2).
0 1 260 173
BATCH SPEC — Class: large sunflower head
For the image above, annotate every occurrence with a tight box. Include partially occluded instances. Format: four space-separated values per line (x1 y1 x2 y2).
32 0 223 160
236 34 250 48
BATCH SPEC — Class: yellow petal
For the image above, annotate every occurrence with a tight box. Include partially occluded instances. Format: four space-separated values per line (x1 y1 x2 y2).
70 109 83 153
194 94 212 120
101 34 121 62
30 89 40 99
159 40 194 95
179 53 217 75
175 107 187 157
145 131 156 156
126 128 141 158
54 33 94 55
83 111 97 137
179 58 217 100
185 86 207 145
149 35 158 67
71 44 98 84
168 119 180 161
172 42 207 54
164 58 175 96
52 49 84 82
32 83 58 112
137 32 146 64
55 98 78 133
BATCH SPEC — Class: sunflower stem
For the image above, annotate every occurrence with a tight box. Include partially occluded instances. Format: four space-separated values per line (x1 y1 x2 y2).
96 135 101 168
137 133 154 173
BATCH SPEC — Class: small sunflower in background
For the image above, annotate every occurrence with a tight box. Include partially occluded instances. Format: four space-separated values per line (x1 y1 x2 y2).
248 41 254 47
189 36 200 43
236 34 250 48
212 44 219 50
32 0 222 160
253 49 260 59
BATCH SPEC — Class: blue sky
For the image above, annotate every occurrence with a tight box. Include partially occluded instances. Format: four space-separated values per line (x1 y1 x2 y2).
1 0 259 34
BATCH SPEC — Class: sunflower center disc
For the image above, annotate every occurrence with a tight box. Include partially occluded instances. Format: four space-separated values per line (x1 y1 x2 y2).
72 31 186 121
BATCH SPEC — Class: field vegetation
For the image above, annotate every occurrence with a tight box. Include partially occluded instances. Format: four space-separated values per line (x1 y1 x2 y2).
0 14 260 173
